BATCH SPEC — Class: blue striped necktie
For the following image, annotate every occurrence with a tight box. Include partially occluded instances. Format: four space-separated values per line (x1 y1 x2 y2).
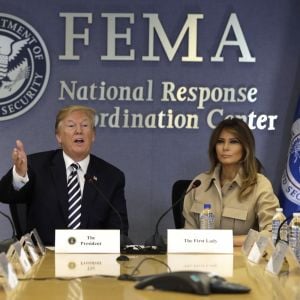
67 163 82 229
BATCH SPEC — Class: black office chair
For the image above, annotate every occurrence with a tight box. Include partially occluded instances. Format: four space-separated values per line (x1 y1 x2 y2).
9 203 28 239
172 180 192 229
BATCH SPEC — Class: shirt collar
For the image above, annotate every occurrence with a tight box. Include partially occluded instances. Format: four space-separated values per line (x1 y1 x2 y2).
62 152 90 175
211 164 243 187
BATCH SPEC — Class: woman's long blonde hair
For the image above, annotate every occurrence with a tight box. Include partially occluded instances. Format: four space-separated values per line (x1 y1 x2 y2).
208 118 262 197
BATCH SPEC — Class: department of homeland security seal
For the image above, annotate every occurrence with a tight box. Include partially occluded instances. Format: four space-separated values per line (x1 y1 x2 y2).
0 13 50 120
282 119 300 206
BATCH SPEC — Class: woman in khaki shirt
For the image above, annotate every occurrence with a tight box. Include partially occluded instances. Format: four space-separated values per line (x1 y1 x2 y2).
183 118 279 246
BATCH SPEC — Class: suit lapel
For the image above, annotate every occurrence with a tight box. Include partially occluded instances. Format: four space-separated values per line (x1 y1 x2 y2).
80 156 98 228
49 150 69 226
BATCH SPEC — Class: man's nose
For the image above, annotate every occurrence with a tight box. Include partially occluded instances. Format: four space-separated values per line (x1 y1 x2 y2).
75 124 83 133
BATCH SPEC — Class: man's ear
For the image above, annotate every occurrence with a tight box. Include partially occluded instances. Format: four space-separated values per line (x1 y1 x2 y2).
56 133 62 144
92 129 96 143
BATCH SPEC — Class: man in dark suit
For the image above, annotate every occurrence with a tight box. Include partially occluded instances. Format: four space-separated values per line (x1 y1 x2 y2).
0 105 129 245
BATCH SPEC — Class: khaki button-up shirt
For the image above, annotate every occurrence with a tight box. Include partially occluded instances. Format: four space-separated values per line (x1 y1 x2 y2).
183 165 279 235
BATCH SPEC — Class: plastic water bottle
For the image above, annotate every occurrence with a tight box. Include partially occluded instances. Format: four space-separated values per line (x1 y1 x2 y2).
272 208 287 245
200 203 215 229
288 212 300 261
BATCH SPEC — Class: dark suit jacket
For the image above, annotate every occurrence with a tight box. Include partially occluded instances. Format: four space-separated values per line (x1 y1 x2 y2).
0 150 129 245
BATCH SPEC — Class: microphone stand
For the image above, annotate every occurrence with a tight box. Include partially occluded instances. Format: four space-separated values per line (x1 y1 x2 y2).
143 209 170 252
0 210 18 252
84 175 133 253
144 180 201 253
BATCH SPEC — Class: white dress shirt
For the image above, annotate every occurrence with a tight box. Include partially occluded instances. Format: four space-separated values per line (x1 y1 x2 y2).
12 152 90 194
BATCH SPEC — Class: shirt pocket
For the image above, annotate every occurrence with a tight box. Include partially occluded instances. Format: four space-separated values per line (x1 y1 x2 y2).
222 207 248 221
221 207 249 235
190 202 205 215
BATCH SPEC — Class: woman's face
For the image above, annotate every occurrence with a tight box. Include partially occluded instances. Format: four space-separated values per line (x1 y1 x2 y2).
215 129 243 167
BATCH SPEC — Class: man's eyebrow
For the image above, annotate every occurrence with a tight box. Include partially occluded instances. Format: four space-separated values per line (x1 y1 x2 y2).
65 119 89 123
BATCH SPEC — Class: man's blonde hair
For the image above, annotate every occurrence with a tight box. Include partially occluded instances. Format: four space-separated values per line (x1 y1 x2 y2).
55 105 96 133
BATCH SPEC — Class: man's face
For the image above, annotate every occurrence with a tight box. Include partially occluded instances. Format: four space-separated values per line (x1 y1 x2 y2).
56 110 95 161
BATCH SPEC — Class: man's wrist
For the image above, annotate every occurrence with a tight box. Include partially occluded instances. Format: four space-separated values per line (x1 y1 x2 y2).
12 166 29 190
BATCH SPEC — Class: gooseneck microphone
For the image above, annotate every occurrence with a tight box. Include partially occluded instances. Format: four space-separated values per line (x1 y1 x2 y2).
84 174 133 260
0 210 18 252
144 179 201 252
275 211 300 245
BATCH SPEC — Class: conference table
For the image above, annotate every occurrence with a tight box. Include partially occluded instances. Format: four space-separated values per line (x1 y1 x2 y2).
0 247 299 300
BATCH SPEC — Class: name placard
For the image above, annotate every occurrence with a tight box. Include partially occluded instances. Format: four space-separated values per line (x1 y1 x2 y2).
31 228 46 256
20 234 40 264
55 253 120 277
247 235 274 264
167 229 233 254
10 241 32 274
242 229 260 256
0 253 18 291
265 241 300 275
55 229 120 253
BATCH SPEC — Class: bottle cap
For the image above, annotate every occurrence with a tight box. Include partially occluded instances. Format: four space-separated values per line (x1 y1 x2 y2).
204 203 211 209
276 208 283 212
292 212 300 217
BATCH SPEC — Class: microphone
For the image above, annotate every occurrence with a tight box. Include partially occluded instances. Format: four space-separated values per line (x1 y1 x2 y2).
0 210 18 253
84 174 133 259
275 211 300 245
144 179 201 252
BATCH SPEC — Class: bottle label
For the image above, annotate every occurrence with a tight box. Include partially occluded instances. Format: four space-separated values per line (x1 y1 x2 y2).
272 219 281 244
288 225 300 261
200 212 215 229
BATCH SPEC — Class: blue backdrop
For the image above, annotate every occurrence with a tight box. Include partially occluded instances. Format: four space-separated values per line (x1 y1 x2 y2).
0 0 300 243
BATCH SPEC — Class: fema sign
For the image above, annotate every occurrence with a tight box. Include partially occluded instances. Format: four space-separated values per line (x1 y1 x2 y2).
0 13 50 120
